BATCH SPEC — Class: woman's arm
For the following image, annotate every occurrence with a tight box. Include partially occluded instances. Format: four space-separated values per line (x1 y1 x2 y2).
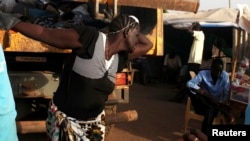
128 33 153 60
12 22 83 49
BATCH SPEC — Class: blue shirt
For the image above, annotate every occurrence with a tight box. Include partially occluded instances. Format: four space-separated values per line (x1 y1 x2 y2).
0 46 16 115
0 45 18 141
186 69 230 102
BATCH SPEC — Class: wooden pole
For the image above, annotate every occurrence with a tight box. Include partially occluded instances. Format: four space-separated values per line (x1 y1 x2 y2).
231 28 241 81
16 110 138 134
73 0 200 12
105 110 138 125
16 120 46 134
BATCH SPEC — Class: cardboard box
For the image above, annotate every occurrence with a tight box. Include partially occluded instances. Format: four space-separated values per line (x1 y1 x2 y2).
230 85 250 104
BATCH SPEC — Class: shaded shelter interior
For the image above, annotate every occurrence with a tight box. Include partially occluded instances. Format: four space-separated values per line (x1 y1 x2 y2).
163 24 233 69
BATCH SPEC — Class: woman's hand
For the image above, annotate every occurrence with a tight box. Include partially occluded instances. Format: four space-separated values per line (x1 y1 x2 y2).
128 33 152 60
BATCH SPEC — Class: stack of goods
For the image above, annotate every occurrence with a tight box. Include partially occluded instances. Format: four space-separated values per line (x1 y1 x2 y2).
231 57 250 104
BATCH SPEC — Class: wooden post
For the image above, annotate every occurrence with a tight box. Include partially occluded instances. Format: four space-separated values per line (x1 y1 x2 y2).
74 0 200 12
105 110 138 125
231 28 242 81
16 120 46 134
16 110 138 134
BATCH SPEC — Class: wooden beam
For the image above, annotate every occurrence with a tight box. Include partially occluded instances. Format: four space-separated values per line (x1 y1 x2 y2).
73 0 199 13
16 110 138 134
117 0 199 12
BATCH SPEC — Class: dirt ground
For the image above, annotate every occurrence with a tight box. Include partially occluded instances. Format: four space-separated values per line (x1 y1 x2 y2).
18 82 201 141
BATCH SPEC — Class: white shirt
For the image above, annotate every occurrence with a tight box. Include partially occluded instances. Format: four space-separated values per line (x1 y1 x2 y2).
188 31 205 64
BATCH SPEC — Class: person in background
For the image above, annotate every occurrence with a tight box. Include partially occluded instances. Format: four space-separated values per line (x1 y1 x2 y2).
163 52 182 83
170 52 213 103
170 34 212 103
187 22 205 74
200 51 213 70
178 64 190 86
132 56 153 85
169 64 190 103
0 12 152 141
0 44 18 141
186 58 232 135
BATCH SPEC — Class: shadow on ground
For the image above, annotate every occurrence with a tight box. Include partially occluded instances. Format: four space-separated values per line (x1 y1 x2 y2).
106 82 191 141
18 82 200 141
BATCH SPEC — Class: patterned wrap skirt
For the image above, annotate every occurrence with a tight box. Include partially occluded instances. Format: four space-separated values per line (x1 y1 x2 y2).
46 101 105 141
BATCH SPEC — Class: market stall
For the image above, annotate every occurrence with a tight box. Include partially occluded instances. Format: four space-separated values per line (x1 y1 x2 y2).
163 5 250 123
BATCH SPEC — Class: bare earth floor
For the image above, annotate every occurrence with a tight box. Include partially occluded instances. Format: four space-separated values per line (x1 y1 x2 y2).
18 82 201 141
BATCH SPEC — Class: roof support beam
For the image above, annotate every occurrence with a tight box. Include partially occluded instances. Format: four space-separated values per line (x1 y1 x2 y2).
74 0 200 12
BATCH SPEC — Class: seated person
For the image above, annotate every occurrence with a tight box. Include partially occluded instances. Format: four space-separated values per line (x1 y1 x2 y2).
132 56 153 84
163 52 182 83
186 58 232 135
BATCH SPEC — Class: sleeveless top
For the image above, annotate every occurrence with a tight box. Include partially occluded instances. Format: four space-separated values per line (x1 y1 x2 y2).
53 25 128 120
